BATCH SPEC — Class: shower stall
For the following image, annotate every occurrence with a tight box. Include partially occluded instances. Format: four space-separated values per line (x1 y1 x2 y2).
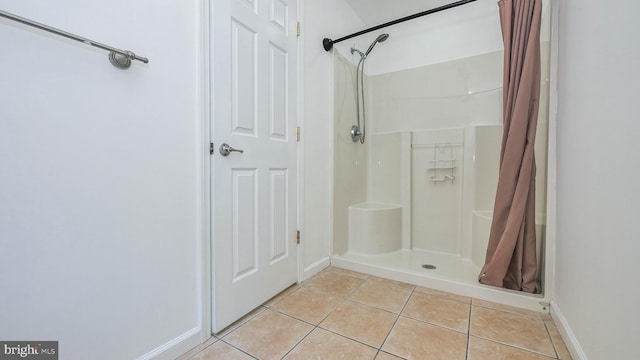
330 5 552 310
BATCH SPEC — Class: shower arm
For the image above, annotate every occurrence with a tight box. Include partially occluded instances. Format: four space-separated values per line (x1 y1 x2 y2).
351 48 365 59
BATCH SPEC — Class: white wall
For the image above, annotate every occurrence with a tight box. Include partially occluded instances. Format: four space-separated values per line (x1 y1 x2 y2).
554 0 640 359
0 1 205 359
301 0 365 277
364 0 551 76
364 0 504 76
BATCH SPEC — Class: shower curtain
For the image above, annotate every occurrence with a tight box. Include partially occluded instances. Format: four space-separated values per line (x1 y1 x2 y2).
479 0 542 293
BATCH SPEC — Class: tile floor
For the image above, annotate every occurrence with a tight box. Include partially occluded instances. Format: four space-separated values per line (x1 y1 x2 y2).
178 267 572 360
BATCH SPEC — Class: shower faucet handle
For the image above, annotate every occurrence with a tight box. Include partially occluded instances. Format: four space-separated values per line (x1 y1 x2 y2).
219 143 244 156
351 125 362 142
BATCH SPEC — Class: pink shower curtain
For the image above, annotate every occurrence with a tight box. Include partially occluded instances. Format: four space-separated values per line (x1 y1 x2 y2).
478 0 542 293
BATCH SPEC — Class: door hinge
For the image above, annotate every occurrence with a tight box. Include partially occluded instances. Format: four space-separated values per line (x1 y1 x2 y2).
296 126 300 142
210 142 214 155
296 230 300 244
296 22 301 37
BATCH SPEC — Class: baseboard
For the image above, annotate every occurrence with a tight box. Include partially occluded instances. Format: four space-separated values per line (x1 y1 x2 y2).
550 301 588 360
136 327 202 360
303 256 330 281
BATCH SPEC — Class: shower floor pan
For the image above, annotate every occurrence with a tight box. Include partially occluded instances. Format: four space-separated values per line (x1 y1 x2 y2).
332 249 547 312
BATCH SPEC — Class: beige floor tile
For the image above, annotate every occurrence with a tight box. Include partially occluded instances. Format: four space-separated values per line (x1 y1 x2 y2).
224 309 313 360
215 306 267 338
402 292 471 333
375 352 404 360
473 299 541 319
272 286 344 324
414 286 471 304
320 300 398 348
178 270 569 360
471 306 555 357
370 276 416 290
349 278 412 313
543 318 572 359
326 266 370 280
303 270 365 297
382 316 467 360
284 328 377 360
468 336 556 360
175 337 218 360
263 283 301 307
190 341 254 360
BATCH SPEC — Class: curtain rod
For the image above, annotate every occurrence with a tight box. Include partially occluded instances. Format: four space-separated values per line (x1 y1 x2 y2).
0 9 149 69
323 0 478 51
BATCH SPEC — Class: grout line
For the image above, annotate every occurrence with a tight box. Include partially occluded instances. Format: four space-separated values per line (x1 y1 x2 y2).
471 298 542 319
219 338 258 359
318 327 381 353
263 283 301 308
344 276 368 299
269 307 324 328
276 270 339 360
315 299 407 352
316 297 347 325
376 286 415 356
276 269 362 359
278 326 316 360
396 289 473 335
222 308 317 359
327 266 372 281
180 337 219 360
214 306 267 338
471 335 558 359
399 286 414 314
377 350 409 360
413 287 472 305
216 268 553 360
396 313 469 335
341 298 402 316
379 312 401 356
465 301 473 360
541 317 561 359
221 307 315 359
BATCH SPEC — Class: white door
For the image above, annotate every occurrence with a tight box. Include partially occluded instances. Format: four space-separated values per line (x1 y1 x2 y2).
211 0 299 332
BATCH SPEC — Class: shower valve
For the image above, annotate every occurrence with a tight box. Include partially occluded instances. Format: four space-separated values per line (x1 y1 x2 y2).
350 125 362 142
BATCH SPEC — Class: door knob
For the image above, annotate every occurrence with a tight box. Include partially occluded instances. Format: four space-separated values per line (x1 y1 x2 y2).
219 143 244 156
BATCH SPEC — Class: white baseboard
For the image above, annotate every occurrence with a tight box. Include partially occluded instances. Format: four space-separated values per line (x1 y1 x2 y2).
550 301 588 360
303 256 331 281
136 327 202 360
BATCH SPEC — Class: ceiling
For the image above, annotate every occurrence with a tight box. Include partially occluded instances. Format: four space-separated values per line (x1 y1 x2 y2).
343 0 460 27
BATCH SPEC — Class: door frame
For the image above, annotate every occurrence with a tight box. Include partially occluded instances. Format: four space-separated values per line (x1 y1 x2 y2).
197 0 212 342
197 0 305 339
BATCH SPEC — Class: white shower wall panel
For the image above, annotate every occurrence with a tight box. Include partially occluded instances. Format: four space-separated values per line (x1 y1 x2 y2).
411 129 464 254
368 133 402 204
369 51 504 134
333 52 368 255
472 125 502 210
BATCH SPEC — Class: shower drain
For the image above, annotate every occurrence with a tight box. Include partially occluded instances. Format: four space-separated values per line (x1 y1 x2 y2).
421 264 437 270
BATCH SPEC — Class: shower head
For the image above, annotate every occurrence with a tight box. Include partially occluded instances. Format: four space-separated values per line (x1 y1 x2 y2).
364 33 389 56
